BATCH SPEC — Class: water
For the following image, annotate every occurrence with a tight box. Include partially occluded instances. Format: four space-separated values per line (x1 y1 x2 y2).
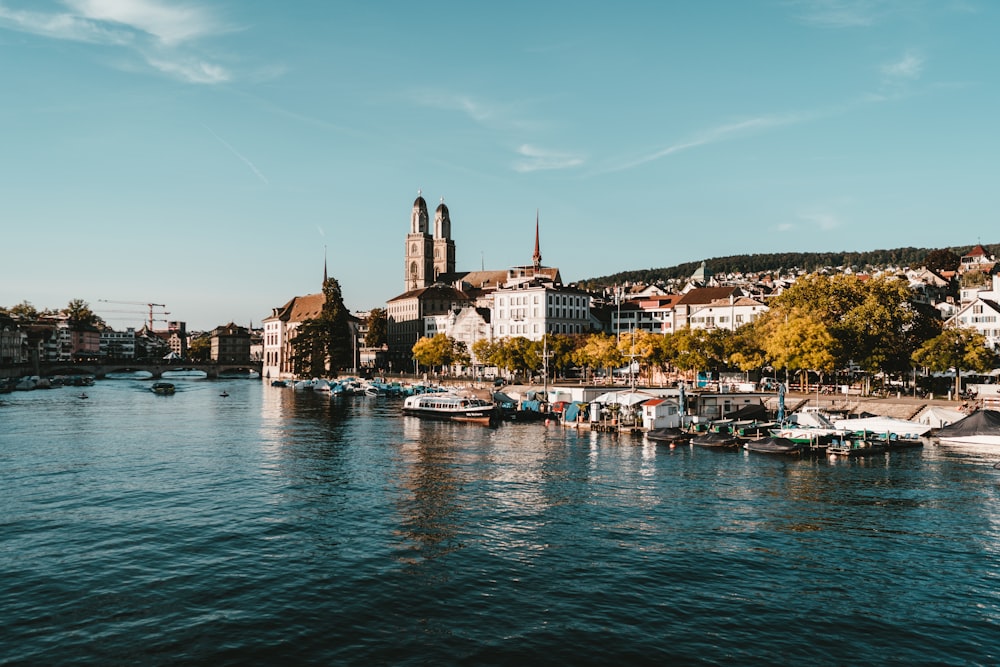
2 378 1000 665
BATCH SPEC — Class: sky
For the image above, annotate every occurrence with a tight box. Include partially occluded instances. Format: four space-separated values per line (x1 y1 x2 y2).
2 0 998 331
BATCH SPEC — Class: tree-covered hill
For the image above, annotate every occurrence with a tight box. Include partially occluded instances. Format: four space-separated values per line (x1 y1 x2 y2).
579 244 999 288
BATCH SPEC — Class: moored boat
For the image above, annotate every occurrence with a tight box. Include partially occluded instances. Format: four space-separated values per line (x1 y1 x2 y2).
690 432 741 450
924 410 1000 449
645 427 692 445
151 382 175 395
744 436 805 455
402 392 498 426
826 434 886 457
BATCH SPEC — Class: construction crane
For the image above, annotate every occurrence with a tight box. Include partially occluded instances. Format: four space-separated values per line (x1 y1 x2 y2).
98 300 168 330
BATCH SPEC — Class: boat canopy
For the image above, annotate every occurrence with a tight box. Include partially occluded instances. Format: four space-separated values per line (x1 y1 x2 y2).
933 410 1000 439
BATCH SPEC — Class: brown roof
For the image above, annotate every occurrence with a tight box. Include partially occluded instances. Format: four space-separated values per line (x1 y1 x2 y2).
676 287 740 305
273 293 324 322
965 244 989 257
387 284 471 303
637 294 682 308
703 296 765 308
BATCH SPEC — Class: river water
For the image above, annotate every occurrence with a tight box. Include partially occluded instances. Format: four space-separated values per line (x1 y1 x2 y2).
2 377 999 665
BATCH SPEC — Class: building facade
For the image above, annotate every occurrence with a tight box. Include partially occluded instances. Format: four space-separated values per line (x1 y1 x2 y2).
210 323 252 363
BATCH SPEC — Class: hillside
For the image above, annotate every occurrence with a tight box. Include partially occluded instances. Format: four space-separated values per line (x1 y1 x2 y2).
579 244 999 288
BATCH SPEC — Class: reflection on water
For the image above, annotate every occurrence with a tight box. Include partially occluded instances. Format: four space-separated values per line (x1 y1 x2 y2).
2 382 1000 665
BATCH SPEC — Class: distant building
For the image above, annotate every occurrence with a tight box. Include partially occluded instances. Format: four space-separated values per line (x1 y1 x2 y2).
262 292 325 380
210 322 251 363
262 267 362 379
947 272 1000 350
958 244 996 275
0 313 25 364
101 327 136 359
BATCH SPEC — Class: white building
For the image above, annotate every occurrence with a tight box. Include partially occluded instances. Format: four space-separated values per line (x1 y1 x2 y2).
492 278 591 340
100 327 136 359
947 294 1000 351
687 296 768 332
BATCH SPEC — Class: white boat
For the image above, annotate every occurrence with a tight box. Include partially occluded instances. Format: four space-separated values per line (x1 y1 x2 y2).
402 392 498 426
925 410 1000 448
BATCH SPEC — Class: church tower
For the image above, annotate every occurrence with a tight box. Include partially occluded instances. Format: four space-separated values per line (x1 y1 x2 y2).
432 198 456 282
405 192 434 291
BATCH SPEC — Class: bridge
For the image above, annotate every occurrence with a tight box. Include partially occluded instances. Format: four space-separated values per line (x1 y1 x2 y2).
1 360 263 380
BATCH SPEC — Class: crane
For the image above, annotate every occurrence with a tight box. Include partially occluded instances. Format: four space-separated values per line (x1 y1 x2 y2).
98 300 168 330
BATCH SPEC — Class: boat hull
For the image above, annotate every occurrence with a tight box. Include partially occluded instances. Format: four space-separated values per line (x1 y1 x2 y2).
401 407 496 426
402 393 499 426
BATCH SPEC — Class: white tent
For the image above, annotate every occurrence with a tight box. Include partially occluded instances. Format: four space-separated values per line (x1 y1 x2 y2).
832 416 931 438
593 390 658 407
918 406 966 429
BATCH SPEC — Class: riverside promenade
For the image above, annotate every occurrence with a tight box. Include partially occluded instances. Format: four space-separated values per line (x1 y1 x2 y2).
397 374 976 421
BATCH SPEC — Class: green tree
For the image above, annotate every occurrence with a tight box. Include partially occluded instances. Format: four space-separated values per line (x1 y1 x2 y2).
726 319 769 372
188 335 211 362
912 328 997 399
472 338 501 368
574 333 622 379
763 311 837 389
64 298 105 328
412 334 454 372
923 249 960 273
364 308 388 347
667 327 725 382
9 301 38 320
290 277 354 377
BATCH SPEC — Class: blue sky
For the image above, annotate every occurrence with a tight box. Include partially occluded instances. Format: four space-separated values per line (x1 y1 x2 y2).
2 0 997 330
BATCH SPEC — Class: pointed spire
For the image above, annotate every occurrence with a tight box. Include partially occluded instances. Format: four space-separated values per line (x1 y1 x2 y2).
323 245 328 284
532 209 542 270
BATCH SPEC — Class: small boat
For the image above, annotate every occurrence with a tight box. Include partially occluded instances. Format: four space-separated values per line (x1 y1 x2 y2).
646 427 693 445
151 382 175 395
744 436 805 455
827 434 886 457
690 432 741 450
219 391 229 397
402 392 498 426
78 393 88 399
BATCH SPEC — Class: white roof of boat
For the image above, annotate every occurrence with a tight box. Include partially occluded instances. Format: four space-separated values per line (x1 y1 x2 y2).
832 416 931 436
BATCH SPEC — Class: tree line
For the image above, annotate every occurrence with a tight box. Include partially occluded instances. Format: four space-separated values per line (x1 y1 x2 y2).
410 274 998 395
578 245 997 289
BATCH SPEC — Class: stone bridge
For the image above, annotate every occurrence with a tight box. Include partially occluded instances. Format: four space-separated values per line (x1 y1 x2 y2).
3 360 262 380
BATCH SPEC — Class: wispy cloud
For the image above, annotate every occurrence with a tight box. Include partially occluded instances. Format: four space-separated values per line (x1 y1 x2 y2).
788 0 892 28
408 89 537 132
202 124 269 186
605 113 806 174
882 51 924 80
799 210 843 231
513 144 585 173
0 0 232 84
66 0 220 45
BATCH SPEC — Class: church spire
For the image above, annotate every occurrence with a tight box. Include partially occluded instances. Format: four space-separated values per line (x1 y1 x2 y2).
323 245 328 284
532 210 542 271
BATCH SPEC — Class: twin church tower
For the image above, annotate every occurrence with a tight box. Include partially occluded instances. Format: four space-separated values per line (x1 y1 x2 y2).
404 191 455 292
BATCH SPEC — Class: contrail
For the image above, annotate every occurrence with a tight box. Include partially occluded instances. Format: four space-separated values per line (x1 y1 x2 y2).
201 123 269 186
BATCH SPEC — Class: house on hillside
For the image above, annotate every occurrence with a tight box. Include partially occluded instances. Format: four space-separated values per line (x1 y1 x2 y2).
958 244 996 275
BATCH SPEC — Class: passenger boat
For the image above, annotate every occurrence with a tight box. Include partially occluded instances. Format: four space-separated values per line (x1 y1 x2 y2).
402 392 498 426
151 382 175 395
